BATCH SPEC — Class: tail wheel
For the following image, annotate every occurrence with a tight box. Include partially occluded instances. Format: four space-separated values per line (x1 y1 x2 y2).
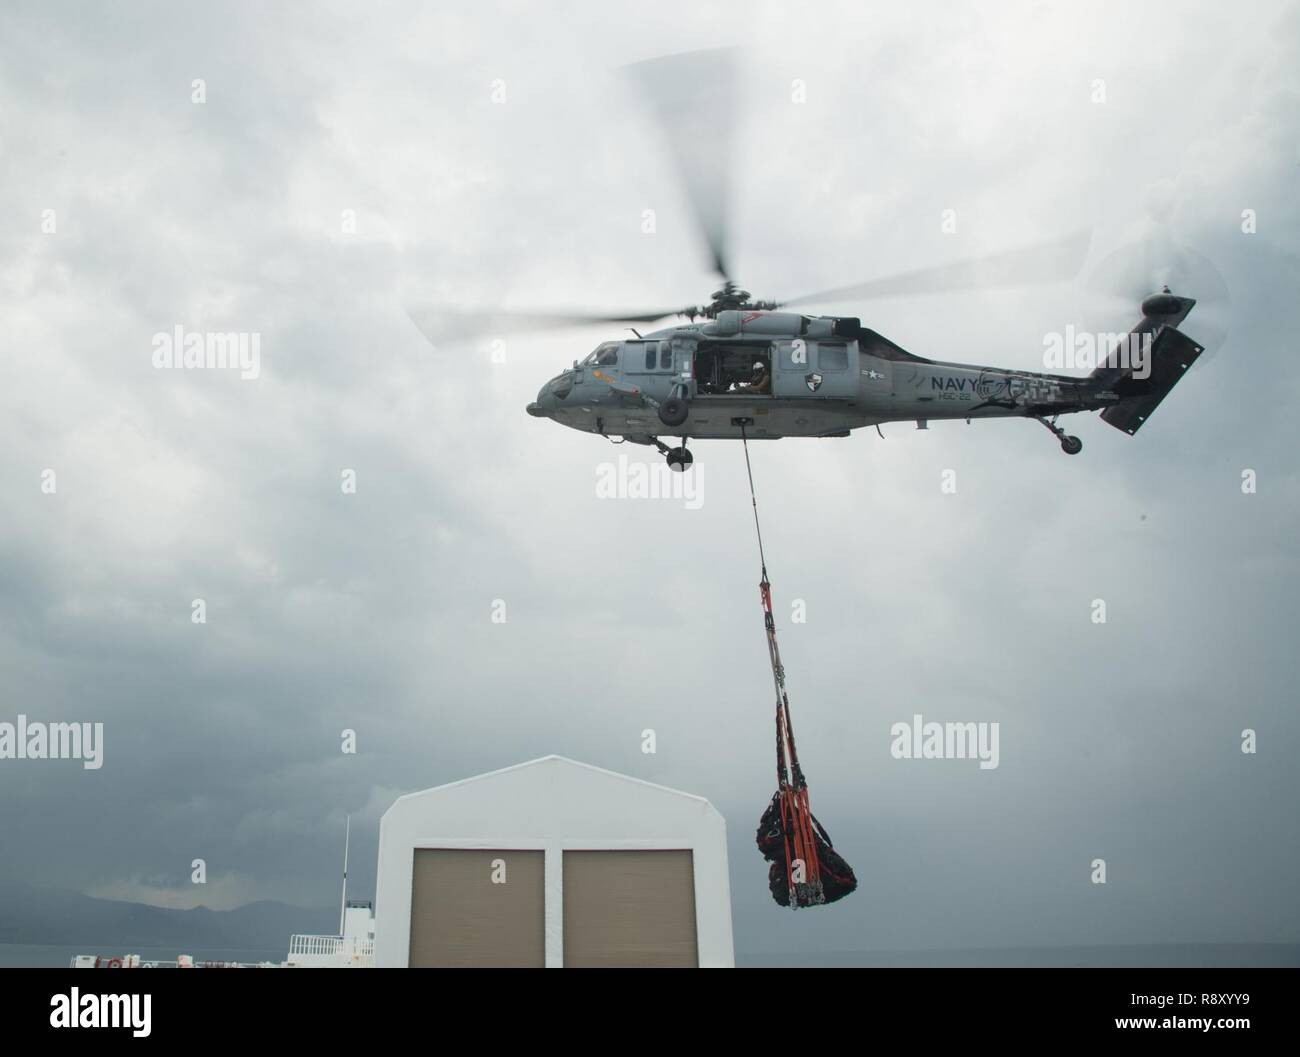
658 396 689 427
1060 436 1083 455
666 446 693 472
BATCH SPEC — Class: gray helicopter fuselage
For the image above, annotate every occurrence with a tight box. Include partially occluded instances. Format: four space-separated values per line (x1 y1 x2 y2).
526 309 1110 443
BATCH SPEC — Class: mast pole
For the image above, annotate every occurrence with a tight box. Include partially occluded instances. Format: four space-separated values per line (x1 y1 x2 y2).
338 814 350 937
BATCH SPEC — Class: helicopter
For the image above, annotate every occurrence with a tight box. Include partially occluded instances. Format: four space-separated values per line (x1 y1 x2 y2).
521 278 1203 470
412 49 1208 470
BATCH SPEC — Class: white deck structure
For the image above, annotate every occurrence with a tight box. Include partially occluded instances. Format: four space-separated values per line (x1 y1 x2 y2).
286 900 375 967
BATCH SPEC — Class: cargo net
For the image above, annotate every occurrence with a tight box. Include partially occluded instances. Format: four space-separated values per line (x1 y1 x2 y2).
752 575 858 908
756 792 858 908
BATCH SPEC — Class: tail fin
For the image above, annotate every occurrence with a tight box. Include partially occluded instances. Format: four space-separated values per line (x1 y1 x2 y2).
1090 293 1205 436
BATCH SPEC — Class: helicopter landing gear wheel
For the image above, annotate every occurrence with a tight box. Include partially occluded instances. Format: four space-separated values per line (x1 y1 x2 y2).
658 395 689 428
665 446 694 472
1035 415 1082 456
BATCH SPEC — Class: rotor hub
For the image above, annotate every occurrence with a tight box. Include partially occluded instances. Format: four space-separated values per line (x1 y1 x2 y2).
683 281 779 320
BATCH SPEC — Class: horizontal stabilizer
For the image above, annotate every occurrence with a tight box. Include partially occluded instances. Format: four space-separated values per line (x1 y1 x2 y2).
1100 325 1204 435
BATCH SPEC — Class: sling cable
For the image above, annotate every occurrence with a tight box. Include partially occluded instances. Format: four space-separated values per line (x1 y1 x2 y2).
741 424 858 908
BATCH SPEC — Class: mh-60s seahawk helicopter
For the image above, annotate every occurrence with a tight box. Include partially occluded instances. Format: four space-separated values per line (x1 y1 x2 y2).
522 275 1203 469
413 49 1209 470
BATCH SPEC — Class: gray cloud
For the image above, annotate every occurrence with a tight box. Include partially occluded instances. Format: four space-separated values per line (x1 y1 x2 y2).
1 0 1297 956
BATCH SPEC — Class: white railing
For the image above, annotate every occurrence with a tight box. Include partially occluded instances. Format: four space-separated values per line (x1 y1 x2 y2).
289 934 343 957
287 934 375 964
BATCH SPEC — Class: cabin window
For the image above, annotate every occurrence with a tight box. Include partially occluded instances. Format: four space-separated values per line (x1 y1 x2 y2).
644 346 656 370
660 346 672 370
818 343 849 371
777 340 807 371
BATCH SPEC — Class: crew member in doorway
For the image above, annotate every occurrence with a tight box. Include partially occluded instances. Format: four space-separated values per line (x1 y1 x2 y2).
735 360 770 395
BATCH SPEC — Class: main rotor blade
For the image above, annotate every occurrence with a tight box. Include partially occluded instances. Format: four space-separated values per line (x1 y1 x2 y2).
408 305 679 346
780 229 1092 309
624 48 737 282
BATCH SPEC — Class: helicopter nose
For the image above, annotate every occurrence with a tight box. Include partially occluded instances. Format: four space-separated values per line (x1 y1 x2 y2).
527 382 555 418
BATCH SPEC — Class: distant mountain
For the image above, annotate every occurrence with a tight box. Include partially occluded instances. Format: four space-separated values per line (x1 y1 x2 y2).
0 875 337 955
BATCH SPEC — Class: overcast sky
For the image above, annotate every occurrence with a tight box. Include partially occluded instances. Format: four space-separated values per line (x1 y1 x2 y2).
1 0 1297 957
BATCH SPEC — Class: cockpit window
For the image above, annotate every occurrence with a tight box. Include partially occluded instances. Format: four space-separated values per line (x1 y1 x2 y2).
581 342 620 367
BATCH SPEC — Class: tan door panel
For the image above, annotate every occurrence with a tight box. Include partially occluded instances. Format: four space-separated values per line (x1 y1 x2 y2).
563 850 698 968
409 848 544 968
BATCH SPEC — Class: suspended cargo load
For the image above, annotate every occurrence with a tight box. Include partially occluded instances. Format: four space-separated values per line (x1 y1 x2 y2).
738 426 857 909
756 792 858 907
